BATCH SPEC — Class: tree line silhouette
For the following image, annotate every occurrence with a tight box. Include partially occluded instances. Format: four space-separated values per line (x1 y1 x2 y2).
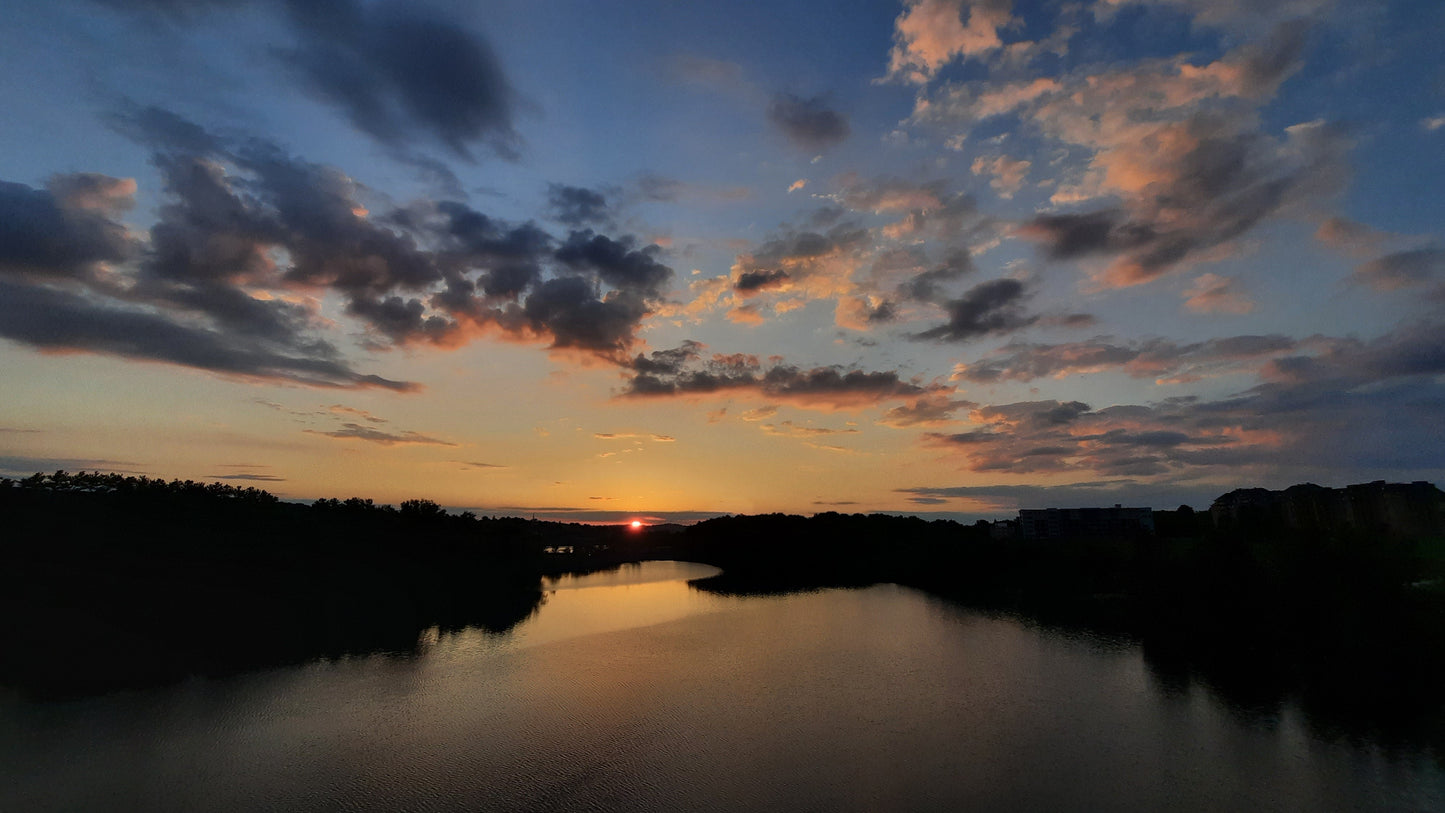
1 471 606 695
4 470 1443 753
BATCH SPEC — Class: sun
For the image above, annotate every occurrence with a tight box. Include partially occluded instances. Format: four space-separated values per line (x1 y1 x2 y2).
630 520 643 529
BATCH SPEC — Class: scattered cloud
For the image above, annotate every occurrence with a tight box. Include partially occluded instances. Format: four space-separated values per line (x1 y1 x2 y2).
278 0 521 160
884 0 1014 84
953 333 1298 384
929 321 1445 480
970 154 1031 198
210 473 287 482
305 423 456 446
623 341 946 410
329 404 387 424
1350 248 1445 292
1183 273 1254 314
912 278 1035 342
547 184 613 228
767 93 850 151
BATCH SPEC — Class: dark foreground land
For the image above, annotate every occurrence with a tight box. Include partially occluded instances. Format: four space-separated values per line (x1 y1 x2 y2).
4 471 1444 753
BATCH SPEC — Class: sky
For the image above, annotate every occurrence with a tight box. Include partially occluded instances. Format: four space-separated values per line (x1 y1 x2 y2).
1 0 1443 523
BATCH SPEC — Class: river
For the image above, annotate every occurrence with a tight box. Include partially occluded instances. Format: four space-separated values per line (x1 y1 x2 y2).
2 560 1440 811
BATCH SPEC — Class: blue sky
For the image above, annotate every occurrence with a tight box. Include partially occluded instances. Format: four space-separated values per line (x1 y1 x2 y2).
1 0 1442 521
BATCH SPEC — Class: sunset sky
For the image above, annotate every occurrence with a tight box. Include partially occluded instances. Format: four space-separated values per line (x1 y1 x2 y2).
2 0 1442 522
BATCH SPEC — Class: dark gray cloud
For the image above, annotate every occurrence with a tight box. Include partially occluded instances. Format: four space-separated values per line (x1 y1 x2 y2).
956 333 1298 383
877 394 975 428
0 279 417 391
554 230 672 298
547 184 612 228
1021 116 1347 286
431 201 550 299
522 277 652 358
1233 19 1312 99
900 250 975 303
913 278 1035 342
211 473 287 482
754 225 869 263
279 0 520 160
922 321 1445 481
1351 247 1445 292
0 177 136 281
727 222 868 298
734 269 790 294
767 93 850 151
2 108 680 386
622 342 940 408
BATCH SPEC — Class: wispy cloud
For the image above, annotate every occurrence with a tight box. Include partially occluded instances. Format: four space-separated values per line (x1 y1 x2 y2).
305 423 457 446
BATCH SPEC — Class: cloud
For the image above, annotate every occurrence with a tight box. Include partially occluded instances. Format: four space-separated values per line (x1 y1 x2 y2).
1350 248 1445 292
913 278 1035 342
734 269 791 295
305 423 456 446
760 421 861 438
456 461 506 469
1424 115 1445 132
970 154 1031 198
927 321 1445 481
833 175 992 245
1019 116 1346 288
554 230 672 298
520 277 653 358
547 184 613 228
1097 0 1335 32
741 406 778 421
0 455 146 477
328 404 387 423
896 481 1220 511
1182 273 1254 314
953 333 1298 384
622 342 945 410
0 177 137 282
899 250 976 303
877 392 975 427
278 0 521 160
1 108 682 386
0 279 418 391
1315 216 1390 257
885 0 1015 84
708 220 871 323
211 473 287 482
593 432 673 442
912 18 1337 286
767 93 850 151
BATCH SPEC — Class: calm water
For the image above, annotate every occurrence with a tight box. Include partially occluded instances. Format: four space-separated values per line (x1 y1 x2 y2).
2 560 1441 811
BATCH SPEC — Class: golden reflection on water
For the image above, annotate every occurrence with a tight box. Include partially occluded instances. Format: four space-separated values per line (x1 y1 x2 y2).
511 561 725 648
2 561 1440 812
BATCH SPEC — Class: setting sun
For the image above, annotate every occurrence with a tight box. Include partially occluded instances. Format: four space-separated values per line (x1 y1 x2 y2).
630 520 643 529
